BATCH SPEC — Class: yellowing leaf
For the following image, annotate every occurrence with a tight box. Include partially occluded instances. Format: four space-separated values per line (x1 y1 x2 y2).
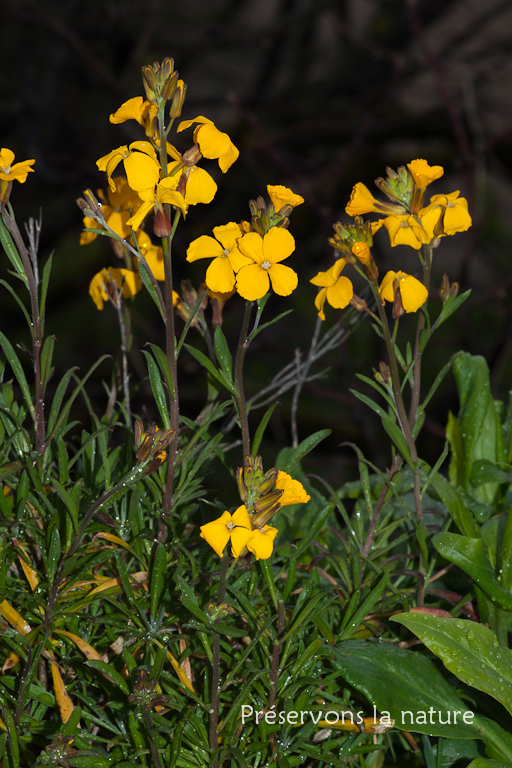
49 652 74 723
54 629 102 661
14 541 39 591
166 649 195 692
0 599 32 634
87 571 148 596
91 532 138 558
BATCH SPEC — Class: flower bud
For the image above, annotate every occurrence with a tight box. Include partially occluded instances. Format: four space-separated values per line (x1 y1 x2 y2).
169 80 187 118
141 64 158 102
251 489 283 529
350 294 368 312
439 273 459 303
182 144 202 167
153 206 173 237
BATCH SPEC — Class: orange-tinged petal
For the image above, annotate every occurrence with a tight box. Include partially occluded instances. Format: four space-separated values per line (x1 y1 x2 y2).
205 257 236 293
351 241 371 265
236 263 270 300
267 185 304 211
186 235 224 262
268 263 298 296
262 227 295 264
379 270 397 304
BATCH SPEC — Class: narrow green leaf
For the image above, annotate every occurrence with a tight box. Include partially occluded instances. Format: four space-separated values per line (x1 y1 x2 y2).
429 473 480 538
282 429 331 472
0 279 32 330
150 542 167 617
248 309 294 343
39 253 53 335
251 403 278 456
142 349 171 430
0 330 35 422
40 334 55 396
214 325 233 383
349 389 388 419
184 343 237 397
381 415 414 469
2 704 19 768
146 341 175 400
85 659 131 695
137 254 165 322
175 573 209 623
0 215 27 284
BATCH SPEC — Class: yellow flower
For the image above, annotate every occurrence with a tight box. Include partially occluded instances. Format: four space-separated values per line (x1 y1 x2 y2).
379 270 428 313
89 268 142 310
80 178 142 245
200 506 253 558
267 185 304 212
96 141 161 194
407 159 444 190
346 183 406 217
126 177 187 231
381 214 430 250
186 223 251 292
109 96 158 127
0 148 35 183
135 230 165 281
177 116 239 172
246 526 278 560
310 259 353 320
236 228 298 301
275 471 310 505
351 241 371 265
420 191 472 236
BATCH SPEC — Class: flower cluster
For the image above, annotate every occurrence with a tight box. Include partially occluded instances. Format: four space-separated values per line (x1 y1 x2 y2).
310 159 472 320
200 457 310 560
0 147 35 207
186 185 304 301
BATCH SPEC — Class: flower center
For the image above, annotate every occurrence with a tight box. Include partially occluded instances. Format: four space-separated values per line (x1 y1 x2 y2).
0 164 10 174
261 260 272 270
446 201 455 208
226 522 235 531
399 221 410 229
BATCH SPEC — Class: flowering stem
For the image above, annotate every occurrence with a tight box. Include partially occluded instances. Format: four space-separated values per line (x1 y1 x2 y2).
1 208 45 454
234 301 253 459
115 299 132 425
371 284 423 523
408 244 433 426
209 554 230 759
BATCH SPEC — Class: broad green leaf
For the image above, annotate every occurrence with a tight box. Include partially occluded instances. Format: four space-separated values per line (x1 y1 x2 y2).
391 613 512 717
433 532 512 611
331 640 512 758
142 349 171 430
467 760 512 768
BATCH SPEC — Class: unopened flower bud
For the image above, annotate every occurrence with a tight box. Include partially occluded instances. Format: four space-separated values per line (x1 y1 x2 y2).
141 64 158 102
251 489 283 528
378 361 390 384
153 206 173 237
392 282 405 319
182 144 202 167
169 81 187 118
439 273 459 303
350 294 368 312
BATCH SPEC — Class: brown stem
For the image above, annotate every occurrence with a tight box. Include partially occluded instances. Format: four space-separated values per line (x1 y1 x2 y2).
209 555 230 763
234 301 253 460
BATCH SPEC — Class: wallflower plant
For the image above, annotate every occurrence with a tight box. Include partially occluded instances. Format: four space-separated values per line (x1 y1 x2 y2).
3 55 510 768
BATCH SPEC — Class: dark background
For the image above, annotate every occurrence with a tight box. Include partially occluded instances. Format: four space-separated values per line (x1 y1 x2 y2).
1 0 512 482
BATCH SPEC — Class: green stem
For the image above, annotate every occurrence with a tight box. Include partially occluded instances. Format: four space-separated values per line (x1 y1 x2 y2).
371 284 423 524
408 245 433 426
234 301 253 459
2 208 45 453
209 555 230 761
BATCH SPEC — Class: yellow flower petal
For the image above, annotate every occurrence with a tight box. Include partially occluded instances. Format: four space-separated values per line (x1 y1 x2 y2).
183 166 217 205
236 263 270 301
407 159 444 189
186 235 224 262
200 511 232 558
109 97 146 125
124 151 160 193
275 472 310 505
205 257 236 293
246 526 278 560
267 185 304 211
263 227 296 264
230 527 255 559
397 272 428 313
379 271 397 304
237 232 264 265
268 263 298 296
314 288 328 321
325 276 353 308
0 148 35 183
212 222 243 251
